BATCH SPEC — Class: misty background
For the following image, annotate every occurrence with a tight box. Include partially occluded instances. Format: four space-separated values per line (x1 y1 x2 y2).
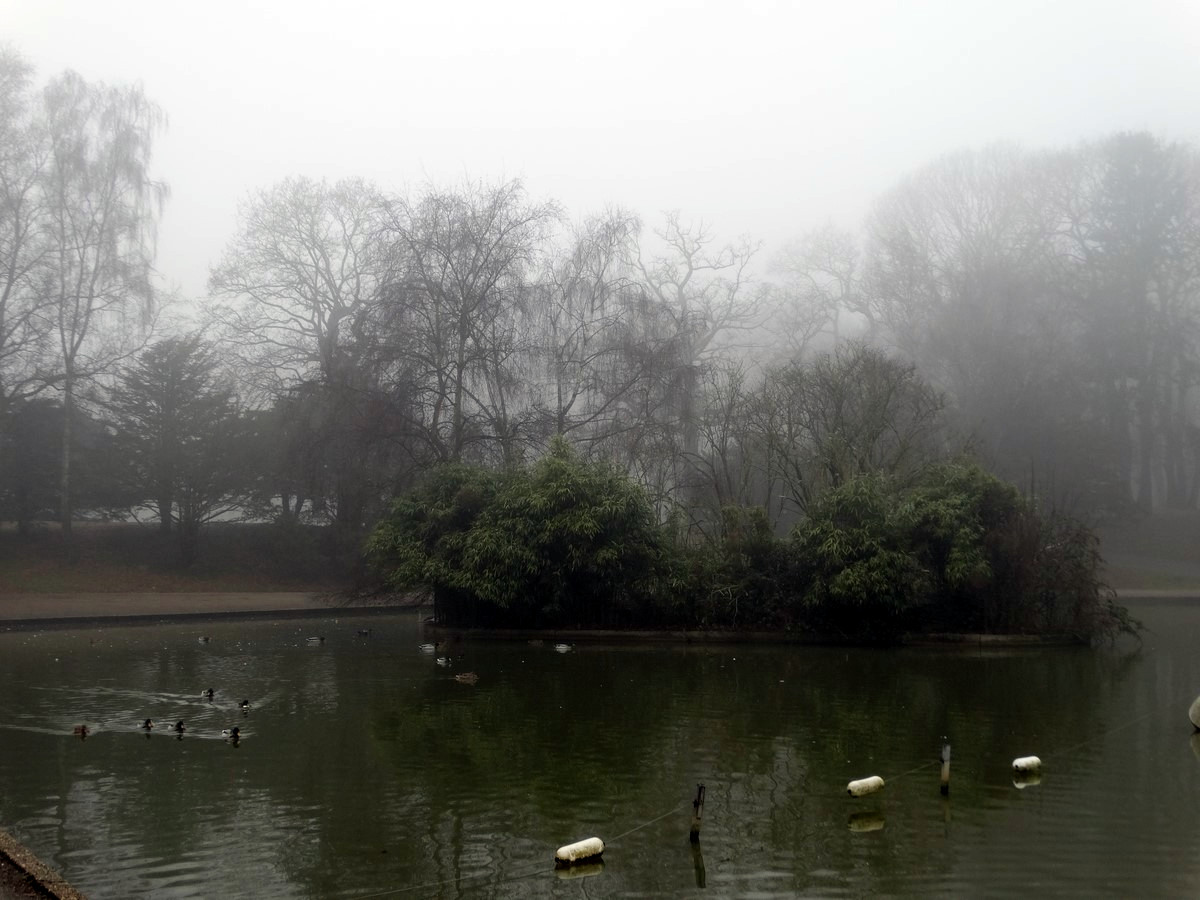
10 0 1200 302
4 0 1200 567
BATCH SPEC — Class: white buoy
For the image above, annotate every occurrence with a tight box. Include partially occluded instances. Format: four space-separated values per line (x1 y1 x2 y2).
846 775 885 797
555 836 604 867
1188 694 1200 731
1012 755 1042 773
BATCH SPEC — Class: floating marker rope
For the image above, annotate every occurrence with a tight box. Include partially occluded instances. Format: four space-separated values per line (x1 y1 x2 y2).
881 758 940 783
606 802 684 845
1032 686 1190 763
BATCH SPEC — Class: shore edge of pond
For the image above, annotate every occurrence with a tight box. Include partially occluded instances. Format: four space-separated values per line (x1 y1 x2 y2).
0 588 1188 638
422 624 1092 647
0 827 86 900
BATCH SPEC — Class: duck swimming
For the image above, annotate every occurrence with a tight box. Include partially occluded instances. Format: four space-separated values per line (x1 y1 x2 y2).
203 688 214 700
239 699 251 710
73 725 89 739
140 718 154 730
222 726 241 743
173 721 186 734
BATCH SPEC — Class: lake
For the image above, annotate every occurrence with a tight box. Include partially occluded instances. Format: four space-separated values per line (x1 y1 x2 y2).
0 599 1197 898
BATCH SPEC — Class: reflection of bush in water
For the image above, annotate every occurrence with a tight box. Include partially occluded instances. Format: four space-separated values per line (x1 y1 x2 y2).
364 636 1139 895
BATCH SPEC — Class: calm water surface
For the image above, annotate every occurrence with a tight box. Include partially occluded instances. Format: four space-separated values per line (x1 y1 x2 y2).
0 600 1198 898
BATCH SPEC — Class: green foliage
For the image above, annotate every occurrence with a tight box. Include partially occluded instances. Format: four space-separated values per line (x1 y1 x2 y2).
676 506 794 628
369 441 1134 642
368 438 664 627
366 463 501 622
792 473 930 637
789 460 1138 642
464 437 664 624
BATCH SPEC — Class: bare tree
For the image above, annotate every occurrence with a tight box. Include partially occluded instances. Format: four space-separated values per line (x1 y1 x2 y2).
770 223 864 359
207 176 392 524
0 49 53 407
628 213 768 513
860 144 1120 507
756 343 946 516
688 359 767 537
865 137 1200 513
529 208 647 444
0 48 54 511
1060 133 1200 509
379 179 559 464
208 177 389 390
40 70 167 543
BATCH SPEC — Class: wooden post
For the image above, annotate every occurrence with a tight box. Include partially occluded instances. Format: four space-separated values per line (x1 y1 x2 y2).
691 841 707 888
940 741 951 796
689 783 706 844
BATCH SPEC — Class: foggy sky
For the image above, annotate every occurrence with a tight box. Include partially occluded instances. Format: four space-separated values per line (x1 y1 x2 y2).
6 0 1200 301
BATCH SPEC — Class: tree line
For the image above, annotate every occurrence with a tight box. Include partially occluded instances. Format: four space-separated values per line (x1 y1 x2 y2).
2 49 1197 576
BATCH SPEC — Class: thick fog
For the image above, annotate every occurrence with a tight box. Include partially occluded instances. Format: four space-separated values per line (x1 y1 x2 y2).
9 0 1200 301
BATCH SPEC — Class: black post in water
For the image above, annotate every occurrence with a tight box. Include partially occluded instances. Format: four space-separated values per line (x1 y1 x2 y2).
940 741 951 796
689 783 706 844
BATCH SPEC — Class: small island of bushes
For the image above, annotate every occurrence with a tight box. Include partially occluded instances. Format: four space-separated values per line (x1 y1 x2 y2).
367 437 1138 644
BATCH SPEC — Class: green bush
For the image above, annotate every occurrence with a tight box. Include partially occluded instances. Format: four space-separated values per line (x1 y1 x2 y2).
788 461 1138 641
368 445 1134 641
365 463 502 624
367 438 664 627
791 473 930 638
679 507 798 628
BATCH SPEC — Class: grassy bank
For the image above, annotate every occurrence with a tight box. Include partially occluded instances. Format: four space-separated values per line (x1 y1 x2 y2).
0 522 354 593
1097 510 1200 592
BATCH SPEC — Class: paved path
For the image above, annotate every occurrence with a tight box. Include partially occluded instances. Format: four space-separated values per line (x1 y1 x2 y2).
0 592 373 623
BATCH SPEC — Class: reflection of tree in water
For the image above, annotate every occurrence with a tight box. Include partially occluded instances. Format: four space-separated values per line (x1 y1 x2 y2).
0 622 1159 898
363 648 685 893
323 642 1138 897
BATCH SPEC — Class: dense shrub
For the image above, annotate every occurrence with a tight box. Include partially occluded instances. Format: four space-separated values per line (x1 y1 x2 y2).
790 473 930 638
368 438 665 627
364 463 503 624
674 507 795 628
368 445 1135 642
791 461 1139 641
